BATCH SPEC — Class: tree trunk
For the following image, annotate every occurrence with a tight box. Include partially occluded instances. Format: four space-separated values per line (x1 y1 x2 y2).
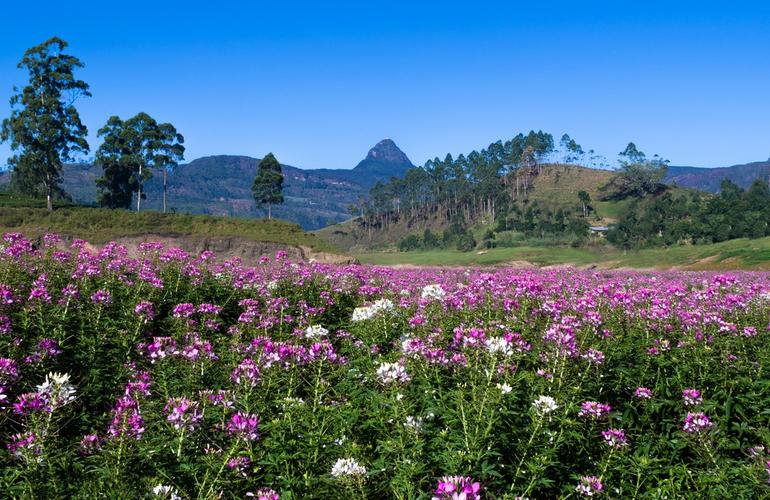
136 164 143 212
268 203 272 219
163 169 168 213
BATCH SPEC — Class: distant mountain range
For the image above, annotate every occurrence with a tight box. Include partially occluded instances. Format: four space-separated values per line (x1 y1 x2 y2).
0 139 414 230
2 139 769 230
665 160 770 192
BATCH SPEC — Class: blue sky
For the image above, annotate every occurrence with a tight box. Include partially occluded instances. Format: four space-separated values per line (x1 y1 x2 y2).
1 1 769 169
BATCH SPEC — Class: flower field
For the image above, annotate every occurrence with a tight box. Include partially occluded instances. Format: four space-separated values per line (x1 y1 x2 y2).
1 233 769 498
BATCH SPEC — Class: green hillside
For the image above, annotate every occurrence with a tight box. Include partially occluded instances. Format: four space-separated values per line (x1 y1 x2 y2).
0 195 337 252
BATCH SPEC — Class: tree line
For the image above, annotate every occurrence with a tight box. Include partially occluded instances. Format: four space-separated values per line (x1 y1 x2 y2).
1 38 284 217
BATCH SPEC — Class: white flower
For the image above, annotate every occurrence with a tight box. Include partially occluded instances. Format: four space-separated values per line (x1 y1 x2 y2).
497 383 513 394
376 361 410 385
532 395 558 416
370 298 394 314
404 415 424 431
266 280 279 291
352 299 394 322
486 337 512 356
152 484 181 499
352 306 375 322
331 457 366 477
36 372 76 409
304 324 329 340
421 284 445 301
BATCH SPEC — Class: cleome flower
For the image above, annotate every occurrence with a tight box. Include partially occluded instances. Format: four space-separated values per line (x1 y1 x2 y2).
634 387 653 399
683 412 714 434
376 361 410 385
304 324 329 340
532 395 558 416
682 389 703 407
601 428 628 448
421 284 446 301
330 457 366 478
432 475 481 500
578 401 612 420
575 475 603 496
36 372 77 410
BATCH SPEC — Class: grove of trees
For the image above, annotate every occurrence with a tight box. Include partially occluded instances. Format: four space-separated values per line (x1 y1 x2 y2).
95 113 184 211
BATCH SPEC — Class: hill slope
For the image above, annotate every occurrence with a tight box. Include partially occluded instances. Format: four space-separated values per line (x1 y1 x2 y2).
317 164 623 251
0 139 414 231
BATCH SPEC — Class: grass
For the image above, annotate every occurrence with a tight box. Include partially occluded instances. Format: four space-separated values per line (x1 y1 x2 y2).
355 237 770 270
0 200 339 252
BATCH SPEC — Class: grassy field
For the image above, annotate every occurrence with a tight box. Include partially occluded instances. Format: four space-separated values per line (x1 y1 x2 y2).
0 197 338 252
355 236 770 269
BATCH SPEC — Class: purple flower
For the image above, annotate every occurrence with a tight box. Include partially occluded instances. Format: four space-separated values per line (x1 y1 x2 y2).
164 397 203 431
107 396 145 440
578 401 612 419
90 289 111 305
682 389 702 407
601 428 628 448
13 392 49 415
232 358 260 387
432 476 482 500
227 455 251 477
7 431 42 461
0 358 19 383
227 411 259 441
79 434 103 455
172 303 196 318
134 300 156 321
576 475 603 496
246 488 280 500
683 412 714 434
634 387 652 399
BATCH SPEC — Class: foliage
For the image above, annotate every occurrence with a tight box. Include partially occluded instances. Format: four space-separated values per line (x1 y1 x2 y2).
608 180 770 249
601 143 669 200
95 113 184 210
0 37 90 211
0 236 769 498
252 153 284 219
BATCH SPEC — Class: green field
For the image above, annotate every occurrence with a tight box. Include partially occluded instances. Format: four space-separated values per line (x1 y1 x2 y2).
355 236 770 269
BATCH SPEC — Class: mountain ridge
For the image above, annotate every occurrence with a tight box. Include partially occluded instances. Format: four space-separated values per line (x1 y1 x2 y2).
0 139 415 230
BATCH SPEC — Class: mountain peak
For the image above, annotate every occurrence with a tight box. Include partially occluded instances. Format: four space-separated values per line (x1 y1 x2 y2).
361 139 413 166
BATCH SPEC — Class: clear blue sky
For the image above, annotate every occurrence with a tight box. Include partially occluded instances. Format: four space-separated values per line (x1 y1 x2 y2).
1 1 769 169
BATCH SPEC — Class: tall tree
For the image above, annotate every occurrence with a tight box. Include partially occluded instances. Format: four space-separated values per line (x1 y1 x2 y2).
252 153 284 219
94 113 184 210
0 37 90 211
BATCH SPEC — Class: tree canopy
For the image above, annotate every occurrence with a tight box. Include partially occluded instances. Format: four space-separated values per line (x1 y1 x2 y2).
94 113 184 210
0 37 91 210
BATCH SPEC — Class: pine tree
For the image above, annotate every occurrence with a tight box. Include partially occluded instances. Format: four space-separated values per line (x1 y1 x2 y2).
252 153 284 219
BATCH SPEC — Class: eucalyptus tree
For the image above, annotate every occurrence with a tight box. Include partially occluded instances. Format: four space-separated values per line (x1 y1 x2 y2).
0 37 90 210
251 153 284 219
95 113 184 210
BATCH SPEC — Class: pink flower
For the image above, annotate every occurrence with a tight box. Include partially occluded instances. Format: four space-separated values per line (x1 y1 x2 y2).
578 401 612 419
432 476 481 500
601 428 628 448
683 412 714 434
634 387 652 399
682 389 702 406
227 412 259 441
576 475 603 496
